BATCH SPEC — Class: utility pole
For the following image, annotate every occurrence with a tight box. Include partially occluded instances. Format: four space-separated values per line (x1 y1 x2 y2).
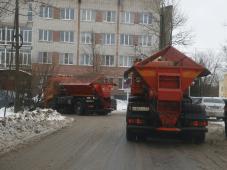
159 2 165 50
159 2 173 50
14 0 20 112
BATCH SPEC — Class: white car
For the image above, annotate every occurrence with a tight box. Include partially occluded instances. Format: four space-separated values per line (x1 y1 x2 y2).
201 97 225 119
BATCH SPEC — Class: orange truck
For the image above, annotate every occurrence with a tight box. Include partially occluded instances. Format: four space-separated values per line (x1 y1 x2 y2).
124 46 210 143
44 74 115 115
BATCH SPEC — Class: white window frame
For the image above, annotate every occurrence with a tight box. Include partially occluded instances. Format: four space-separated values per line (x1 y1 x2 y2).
6 51 16 65
20 52 31 66
121 11 133 24
39 29 52 42
101 55 114 67
22 30 32 43
103 33 115 45
80 54 92 66
40 6 53 19
0 28 3 42
60 8 74 20
140 35 152 47
60 53 74 65
60 31 74 43
7 28 15 43
28 3 33 21
81 9 95 22
104 11 116 23
81 32 92 44
140 12 152 25
119 56 134 67
120 34 133 46
38 52 52 64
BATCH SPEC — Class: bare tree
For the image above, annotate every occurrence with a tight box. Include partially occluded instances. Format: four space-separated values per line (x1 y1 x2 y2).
31 64 55 108
190 50 221 96
81 31 103 73
143 0 193 49
0 0 54 21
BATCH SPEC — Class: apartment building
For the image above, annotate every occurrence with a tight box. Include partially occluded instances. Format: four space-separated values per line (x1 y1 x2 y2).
0 0 160 98
219 74 227 97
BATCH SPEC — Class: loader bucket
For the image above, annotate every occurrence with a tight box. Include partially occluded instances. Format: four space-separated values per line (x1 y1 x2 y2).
125 46 210 127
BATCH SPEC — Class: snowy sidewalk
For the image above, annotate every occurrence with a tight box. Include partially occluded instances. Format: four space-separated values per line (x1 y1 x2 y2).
0 108 73 154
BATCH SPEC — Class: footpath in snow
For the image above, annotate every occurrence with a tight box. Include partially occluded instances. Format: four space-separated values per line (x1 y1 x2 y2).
0 107 73 154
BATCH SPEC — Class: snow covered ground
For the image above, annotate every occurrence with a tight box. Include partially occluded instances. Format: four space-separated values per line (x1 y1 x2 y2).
116 100 128 111
0 108 73 154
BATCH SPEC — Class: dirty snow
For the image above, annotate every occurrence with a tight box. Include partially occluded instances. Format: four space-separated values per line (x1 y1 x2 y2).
0 107 15 118
0 108 73 154
116 100 128 111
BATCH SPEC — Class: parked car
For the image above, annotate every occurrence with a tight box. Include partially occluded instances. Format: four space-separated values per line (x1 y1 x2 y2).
191 97 202 104
222 98 227 137
201 97 225 119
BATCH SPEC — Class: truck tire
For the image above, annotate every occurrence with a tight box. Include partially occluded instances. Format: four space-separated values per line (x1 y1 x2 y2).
99 111 109 116
224 118 227 138
126 128 136 141
193 132 205 144
74 101 84 115
182 103 206 115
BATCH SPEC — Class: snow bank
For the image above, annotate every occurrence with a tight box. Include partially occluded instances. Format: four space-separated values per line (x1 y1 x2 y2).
0 107 15 118
116 100 128 111
0 108 73 154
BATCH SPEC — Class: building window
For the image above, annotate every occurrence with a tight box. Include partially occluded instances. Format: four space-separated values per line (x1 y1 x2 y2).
60 53 74 65
81 32 92 44
121 12 134 24
118 78 131 89
120 34 133 46
0 28 4 42
38 52 52 64
104 11 116 22
80 54 92 65
101 55 114 66
81 9 95 22
20 51 31 65
28 3 33 21
140 13 152 25
60 8 74 20
40 6 53 18
0 50 5 66
139 35 152 46
60 31 74 43
103 33 115 45
22 29 32 43
7 28 15 43
6 51 16 65
119 56 134 67
39 29 52 42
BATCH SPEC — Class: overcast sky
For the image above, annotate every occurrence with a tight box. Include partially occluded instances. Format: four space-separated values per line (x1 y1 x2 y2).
178 0 227 53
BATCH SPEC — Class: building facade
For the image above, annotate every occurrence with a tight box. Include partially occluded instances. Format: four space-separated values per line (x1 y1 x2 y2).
219 74 227 97
0 0 160 98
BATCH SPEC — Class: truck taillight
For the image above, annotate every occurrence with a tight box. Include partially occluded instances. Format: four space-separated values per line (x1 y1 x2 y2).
192 120 208 127
127 118 144 125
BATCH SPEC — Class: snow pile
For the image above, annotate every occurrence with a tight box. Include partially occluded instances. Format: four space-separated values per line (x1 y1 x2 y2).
0 107 15 118
0 108 73 154
117 100 128 111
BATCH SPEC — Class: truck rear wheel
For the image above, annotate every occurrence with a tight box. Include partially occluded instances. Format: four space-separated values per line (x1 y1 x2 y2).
126 128 136 141
182 131 205 144
193 132 205 144
224 118 227 138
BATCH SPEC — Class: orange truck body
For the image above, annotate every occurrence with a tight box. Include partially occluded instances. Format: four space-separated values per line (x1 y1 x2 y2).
124 46 210 143
44 74 114 115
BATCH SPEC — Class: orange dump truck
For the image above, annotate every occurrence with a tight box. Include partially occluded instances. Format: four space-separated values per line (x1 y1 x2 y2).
124 46 210 143
44 74 115 115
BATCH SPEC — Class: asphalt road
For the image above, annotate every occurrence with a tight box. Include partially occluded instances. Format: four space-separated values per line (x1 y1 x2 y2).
0 111 227 170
